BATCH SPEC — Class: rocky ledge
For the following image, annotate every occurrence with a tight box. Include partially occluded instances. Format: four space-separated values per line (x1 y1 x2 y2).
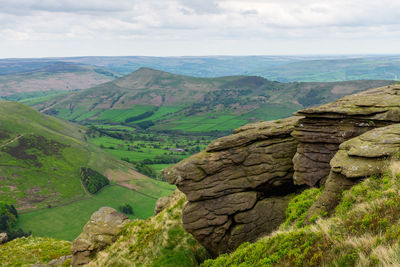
292 84 400 187
162 84 400 256
163 117 301 255
307 123 400 218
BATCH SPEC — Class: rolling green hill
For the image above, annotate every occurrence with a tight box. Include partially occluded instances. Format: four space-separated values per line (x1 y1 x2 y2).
0 100 173 212
30 68 393 133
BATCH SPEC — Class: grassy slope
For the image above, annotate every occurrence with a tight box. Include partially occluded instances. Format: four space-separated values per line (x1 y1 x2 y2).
16 185 173 241
89 190 209 267
0 100 175 240
0 100 90 210
0 236 71 266
203 170 400 267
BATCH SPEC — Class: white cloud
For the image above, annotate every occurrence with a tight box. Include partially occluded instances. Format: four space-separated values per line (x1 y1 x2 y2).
0 0 399 57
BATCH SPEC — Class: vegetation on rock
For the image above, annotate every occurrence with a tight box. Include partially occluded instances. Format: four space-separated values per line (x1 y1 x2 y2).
88 190 209 266
203 170 400 266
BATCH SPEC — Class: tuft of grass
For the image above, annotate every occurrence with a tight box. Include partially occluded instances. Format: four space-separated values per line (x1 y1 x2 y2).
0 236 71 266
281 187 322 229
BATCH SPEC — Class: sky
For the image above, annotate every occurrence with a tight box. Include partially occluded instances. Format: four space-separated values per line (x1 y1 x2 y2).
0 0 399 58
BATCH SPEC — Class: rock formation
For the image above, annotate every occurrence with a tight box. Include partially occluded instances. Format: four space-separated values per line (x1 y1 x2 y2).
163 84 400 256
71 207 130 266
0 233 7 244
307 123 400 218
163 117 301 255
154 196 169 215
292 84 400 187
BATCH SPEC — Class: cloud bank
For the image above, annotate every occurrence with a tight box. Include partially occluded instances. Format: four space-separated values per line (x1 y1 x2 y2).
0 0 399 57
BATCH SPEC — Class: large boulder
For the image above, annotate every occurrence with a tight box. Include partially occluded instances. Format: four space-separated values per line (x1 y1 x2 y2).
71 207 130 266
163 117 301 255
292 84 400 187
307 123 400 218
0 233 7 244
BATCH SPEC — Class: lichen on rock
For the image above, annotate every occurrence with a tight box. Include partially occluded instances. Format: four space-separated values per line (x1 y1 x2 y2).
292 84 400 187
307 123 400 220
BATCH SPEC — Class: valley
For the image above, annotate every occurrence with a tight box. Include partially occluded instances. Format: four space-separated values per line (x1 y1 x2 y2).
0 59 399 266
0 101 175 241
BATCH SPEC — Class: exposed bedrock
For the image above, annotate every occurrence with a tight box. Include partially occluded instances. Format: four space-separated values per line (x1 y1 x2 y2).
292 84 400 187
163 117 301 255
71 207 130 266
307 123 400 219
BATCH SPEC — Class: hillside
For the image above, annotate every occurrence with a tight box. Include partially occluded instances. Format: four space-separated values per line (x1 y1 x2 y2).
30 68 392 133
0 62 118 97
0 100 175 240
4 84 400 266
0 100 172 210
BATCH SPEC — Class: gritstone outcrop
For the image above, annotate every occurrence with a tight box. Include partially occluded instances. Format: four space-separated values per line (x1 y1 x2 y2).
163 117 301 255
292 84 400 186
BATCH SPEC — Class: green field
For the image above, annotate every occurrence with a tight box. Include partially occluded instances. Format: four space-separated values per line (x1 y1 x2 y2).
17 185 171 241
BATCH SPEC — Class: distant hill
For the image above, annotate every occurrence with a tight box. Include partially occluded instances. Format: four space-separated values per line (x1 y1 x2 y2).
30 68 393 133
0 62 119 97
0 101 153 211
20 55 400 82
2 55 400 82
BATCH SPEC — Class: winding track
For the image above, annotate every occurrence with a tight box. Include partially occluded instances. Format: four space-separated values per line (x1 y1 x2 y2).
0 134 22 149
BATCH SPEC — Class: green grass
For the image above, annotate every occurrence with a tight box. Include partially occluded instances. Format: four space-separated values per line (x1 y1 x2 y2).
151 164 172 172
17 185 160 241
240 104 299 122
157 113 248 132
0 236 71 266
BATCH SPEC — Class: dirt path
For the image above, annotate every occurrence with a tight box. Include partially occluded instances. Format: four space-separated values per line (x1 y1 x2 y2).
0 134 22 149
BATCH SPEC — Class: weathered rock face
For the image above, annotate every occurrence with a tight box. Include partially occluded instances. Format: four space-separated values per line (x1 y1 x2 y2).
71 207 130 266
0 233 7 244
307 123 400 218
292 84 400 187
163 117 301 255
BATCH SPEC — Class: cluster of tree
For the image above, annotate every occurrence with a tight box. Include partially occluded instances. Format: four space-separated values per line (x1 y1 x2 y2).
155 129 228 138
86 126 134 141
118 203 134 215
0 202 31 241
135 162 158 179
140 155 182 165
134 120 155 130
80 167 110 194
125 111 155 123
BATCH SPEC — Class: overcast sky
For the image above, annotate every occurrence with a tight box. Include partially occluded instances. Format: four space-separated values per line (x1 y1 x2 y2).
0 0 399 58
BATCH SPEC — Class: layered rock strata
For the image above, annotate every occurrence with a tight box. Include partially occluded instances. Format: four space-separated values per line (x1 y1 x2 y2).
71 207 130 266
307 123 400 218
292 84 400 186
163 117 301 255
